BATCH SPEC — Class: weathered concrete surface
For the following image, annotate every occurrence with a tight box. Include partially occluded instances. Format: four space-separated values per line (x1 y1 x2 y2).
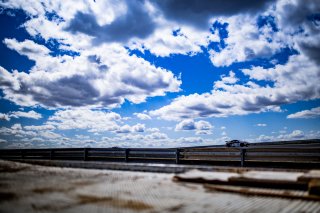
1 160 320 213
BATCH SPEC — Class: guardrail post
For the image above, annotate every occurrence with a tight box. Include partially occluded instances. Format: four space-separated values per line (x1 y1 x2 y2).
21 150 25 159
125 149 129 162
175 149 180 164
83 148 88 161
240 148 246 167
50 150 54 160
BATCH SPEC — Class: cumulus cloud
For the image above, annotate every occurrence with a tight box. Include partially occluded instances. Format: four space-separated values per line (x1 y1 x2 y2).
176 137 204 144
9 110 42 119
278 130 305 140
0 110 42 121
47 109 121 132
153 0 274 29
0 40 181 108
39 131 61 139
146 127 160 133
24 124 55 131
175 119 213 135
134 112 151 120
175 119 196 131
0 139 7 144
0 113 10 121
116 123 146 134
128 23 220 57
47 108 147 134
131 123 146 133
0 124 36 138
287 107 320 119
220 71 239 84
151 54 319 120
4 38 50 60
248 129 320 143
0 122 61 143
206 0 320 67
209 15 285 67
274 0 320 64
145 132 168 140
100 131 169 148
11 123 22 130
66 0 156 43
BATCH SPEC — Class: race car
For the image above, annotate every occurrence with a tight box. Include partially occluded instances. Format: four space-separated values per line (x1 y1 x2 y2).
225 140 249 147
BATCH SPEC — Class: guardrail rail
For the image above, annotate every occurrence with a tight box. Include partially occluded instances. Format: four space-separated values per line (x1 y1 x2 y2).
0 140 319 168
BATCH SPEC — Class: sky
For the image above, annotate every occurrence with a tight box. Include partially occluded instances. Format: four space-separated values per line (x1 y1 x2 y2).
0 0 319 149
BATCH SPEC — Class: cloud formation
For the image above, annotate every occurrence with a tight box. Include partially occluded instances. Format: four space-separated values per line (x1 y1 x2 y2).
151 54 320 120
153 0 275 29
0 110 42 121
66 0 156 43
287 107 320 119
47 109 121 132
175 119 213 134
134 113 151 120
0 39 181 108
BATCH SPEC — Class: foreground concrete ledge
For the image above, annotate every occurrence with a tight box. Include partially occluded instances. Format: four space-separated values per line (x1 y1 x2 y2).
12 159 310 174
1 160 320 213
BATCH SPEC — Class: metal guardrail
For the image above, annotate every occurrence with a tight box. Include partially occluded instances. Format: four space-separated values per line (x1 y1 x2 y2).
0 142 320 168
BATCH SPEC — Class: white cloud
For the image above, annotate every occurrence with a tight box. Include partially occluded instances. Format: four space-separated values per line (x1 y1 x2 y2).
4 38 50 60
115 125 131 134
134 113 151 120
131 123 146 133
247 129 320 143
0 2 184 110
175 119 197 131
116 123 145 134
278 130 305 140
151 54 319 120
175 119 213 135
48 109 121 132
256 123 267 127
0 40 181 109
254 134 275 142
100 131 169 148
0 110 42 121
24 124 55 131
220 71 239 84
47 108 148 135
195 120 213 130
0 123 61 143
30 137 45 142
176 137 204 144
9 110 42 119
208 0 320 67
145 132 168 140
129 23 219 57
0 113 10 121
11 123 22 130
287 107 320 119
209 15 284 67
146 127 160 133
0 124 37 138
0 139 7 144
39 131 61 139
75 134 90 140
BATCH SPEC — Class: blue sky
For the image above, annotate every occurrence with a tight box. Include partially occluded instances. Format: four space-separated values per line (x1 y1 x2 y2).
0 0 319 148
